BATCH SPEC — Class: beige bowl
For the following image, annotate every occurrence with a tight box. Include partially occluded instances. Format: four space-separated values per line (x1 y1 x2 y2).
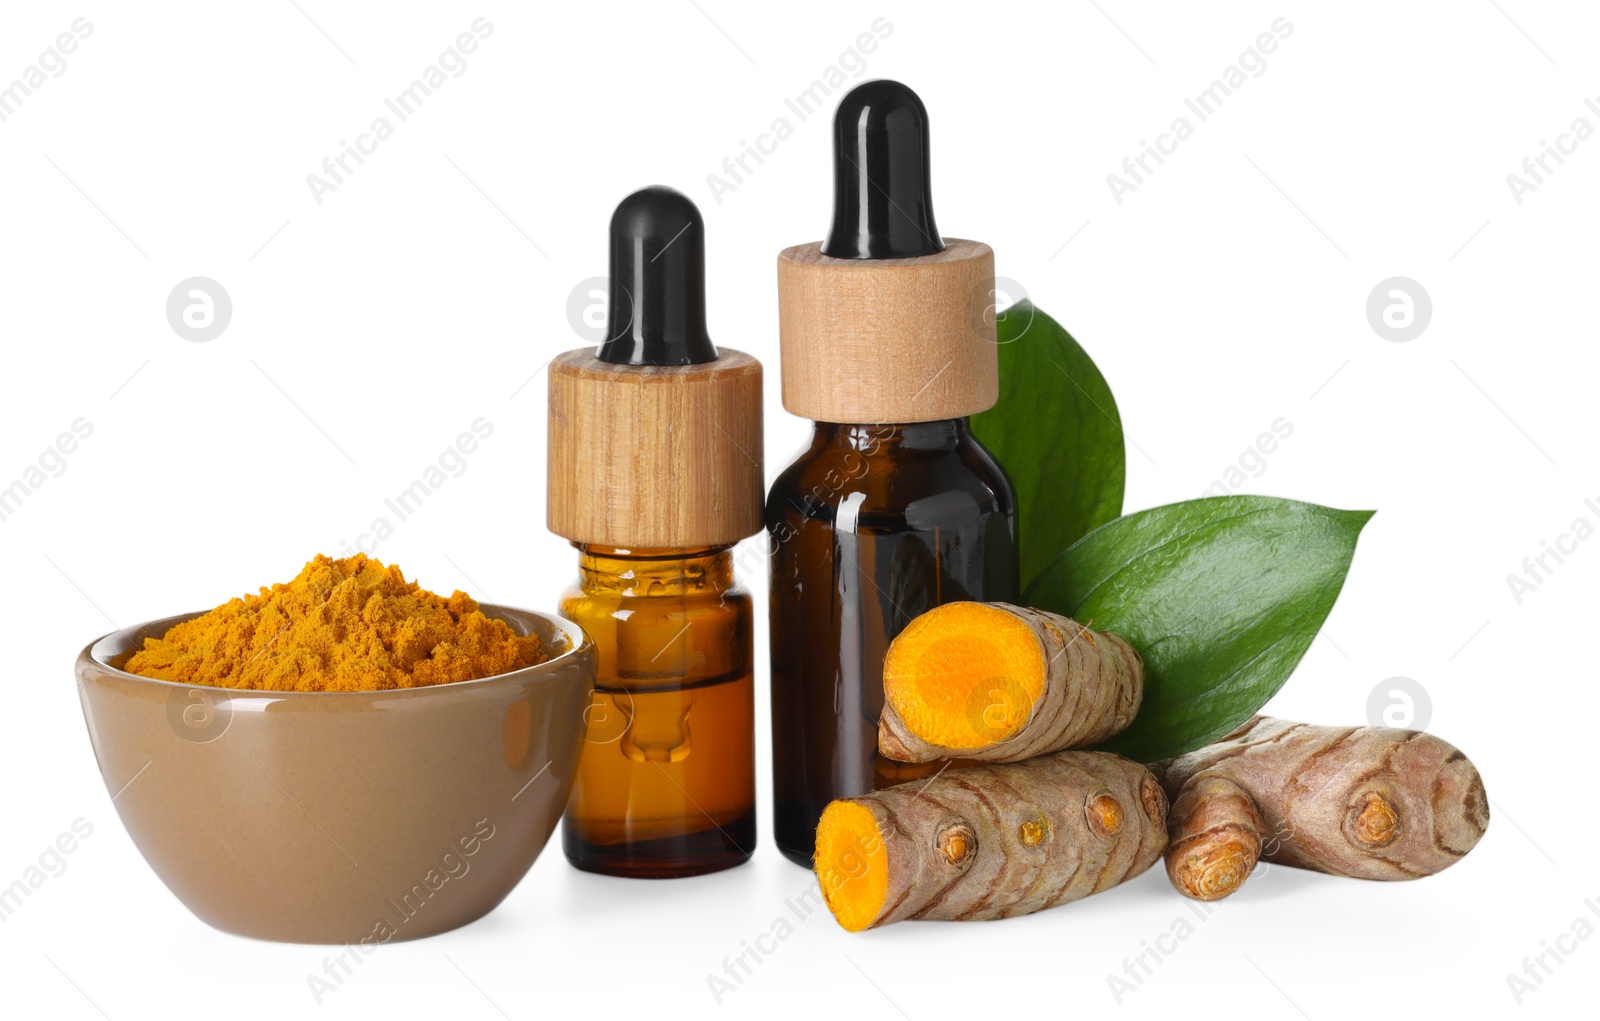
76 604 593 944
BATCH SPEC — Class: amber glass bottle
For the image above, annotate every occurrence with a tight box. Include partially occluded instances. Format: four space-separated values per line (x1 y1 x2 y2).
767 80 1019 865
561 545 755 876
548 186 764 878
767 421 1017 864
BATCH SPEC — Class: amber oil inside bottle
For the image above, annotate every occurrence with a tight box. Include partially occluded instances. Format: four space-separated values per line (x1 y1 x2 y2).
767 419 1018 867
562 544 755 877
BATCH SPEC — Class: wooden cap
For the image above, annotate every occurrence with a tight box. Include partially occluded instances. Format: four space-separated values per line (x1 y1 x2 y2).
547 348 763 549
776 238 998 423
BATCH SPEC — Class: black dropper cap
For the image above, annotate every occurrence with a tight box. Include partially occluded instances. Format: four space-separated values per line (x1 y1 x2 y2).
598 186 718 366
821 80 945 260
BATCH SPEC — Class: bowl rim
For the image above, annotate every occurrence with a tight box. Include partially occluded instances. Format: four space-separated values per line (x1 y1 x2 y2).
77 602 593 699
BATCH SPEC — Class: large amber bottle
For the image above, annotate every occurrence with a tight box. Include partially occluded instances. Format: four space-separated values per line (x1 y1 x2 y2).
767 81 1020 867
548 186 764 877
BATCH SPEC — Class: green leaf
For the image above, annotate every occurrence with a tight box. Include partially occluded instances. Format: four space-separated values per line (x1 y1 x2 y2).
972 299 1125 590
1025 496 1374 763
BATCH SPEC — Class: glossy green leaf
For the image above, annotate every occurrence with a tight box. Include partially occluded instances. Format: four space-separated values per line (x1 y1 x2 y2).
972 299 1124 590
1026 495 1374 763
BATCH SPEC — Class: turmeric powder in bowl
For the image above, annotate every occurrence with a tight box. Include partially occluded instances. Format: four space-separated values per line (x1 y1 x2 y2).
124 554 547 691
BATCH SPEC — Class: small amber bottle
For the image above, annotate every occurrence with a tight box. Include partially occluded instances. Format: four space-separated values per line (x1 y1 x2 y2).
548 186 764 878
767 81 1020 866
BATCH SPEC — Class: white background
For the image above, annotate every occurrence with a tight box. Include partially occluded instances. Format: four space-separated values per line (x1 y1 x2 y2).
2 1 1595 1018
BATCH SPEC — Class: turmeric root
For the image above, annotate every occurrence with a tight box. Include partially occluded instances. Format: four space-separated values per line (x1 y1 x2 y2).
814 751 1167 931
1162 775 1267 901
877 601 1142 763
1153 716 1489 900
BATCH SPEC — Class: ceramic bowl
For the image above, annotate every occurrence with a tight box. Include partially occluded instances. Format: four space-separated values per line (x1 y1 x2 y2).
76 604 593 944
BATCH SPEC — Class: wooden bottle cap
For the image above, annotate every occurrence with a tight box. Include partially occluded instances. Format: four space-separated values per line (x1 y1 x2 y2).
776 238 998 424
547 348 764 549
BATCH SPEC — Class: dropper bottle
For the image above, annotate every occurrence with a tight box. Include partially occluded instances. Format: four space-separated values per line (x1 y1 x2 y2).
766 81 1020 867
548 186 764 877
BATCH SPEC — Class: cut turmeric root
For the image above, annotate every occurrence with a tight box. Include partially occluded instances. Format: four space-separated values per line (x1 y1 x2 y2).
814 751 1167 931
1154 716 1489 901
878 602 1142 763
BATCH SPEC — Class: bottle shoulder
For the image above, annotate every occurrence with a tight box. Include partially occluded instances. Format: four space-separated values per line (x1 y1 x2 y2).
767 426 1015 524
562 548 751 604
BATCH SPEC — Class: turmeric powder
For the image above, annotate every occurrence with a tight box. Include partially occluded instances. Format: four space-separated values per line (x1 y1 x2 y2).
124 554 546 691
